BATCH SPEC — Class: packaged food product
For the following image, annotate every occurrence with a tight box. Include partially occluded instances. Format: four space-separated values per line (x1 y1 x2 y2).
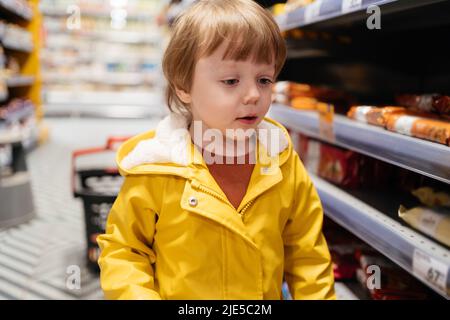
385 114 450 146
318 143 361 188
396 94 437 113
412 187 450 208
347 106 409 127
434 95 450 116
297 134 362 188
284 0 314 12
330 245 360 280
355 249 429 300
396 94 450 117
398 205 450 247
291 96 319 110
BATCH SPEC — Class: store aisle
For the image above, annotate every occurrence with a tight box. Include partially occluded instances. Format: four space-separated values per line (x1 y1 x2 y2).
0 117 162 300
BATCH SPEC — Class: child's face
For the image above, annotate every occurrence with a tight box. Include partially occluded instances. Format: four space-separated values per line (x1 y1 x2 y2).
179 42 275 138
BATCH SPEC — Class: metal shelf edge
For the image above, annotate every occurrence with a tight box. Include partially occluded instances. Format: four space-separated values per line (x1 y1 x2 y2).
310 173 450 299
276 0 446 31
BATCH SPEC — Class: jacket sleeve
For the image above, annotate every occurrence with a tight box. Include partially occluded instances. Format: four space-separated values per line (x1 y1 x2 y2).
97 176 161 300
283 152 336 300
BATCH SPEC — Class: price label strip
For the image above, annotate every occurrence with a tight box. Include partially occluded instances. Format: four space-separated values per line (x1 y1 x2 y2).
342 0 363 14
304 0 323 24
413 249 449 297
318 102 335 142
0 77 8 102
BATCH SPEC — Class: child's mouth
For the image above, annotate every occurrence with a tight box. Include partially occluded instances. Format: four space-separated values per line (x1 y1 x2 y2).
237 116 258 124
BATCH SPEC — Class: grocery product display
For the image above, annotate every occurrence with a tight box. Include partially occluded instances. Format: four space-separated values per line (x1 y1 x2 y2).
1 0 42 233
39 0 167 118
270 0 450 300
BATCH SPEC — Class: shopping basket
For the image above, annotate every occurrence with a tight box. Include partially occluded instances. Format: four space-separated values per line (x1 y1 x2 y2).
72 136 130 272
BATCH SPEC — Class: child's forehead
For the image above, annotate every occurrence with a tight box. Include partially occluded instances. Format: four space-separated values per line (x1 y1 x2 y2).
198 55 275 72
198 38 275 64
220 59 275 70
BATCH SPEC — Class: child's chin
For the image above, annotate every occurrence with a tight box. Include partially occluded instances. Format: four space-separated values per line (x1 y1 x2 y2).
225 127 258 142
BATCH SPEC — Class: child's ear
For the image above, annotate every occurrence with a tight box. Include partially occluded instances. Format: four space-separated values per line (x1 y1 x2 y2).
175 88 192 104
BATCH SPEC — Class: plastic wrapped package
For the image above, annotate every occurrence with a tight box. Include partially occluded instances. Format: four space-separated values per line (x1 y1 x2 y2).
273 81 354 113
385 113 450 146
296 134 362 188
396 94 450 117
317 143 362 188
412 187 450 208
322 218 366 281
399 206 450 247
347 106 407 127
291 96 319 110
355 249 429 300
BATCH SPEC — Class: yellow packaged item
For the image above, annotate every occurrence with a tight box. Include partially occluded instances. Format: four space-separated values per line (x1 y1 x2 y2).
412 187 450 208
399 205 450 247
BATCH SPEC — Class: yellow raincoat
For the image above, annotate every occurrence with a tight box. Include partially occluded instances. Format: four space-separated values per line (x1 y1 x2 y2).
97 113 335 300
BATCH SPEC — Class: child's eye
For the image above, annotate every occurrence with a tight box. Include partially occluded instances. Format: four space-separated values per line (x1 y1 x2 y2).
259 78 273 85
222 79 239 86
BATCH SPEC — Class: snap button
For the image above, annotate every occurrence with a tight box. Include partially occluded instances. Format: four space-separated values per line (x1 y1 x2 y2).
188 196 198 207
261 166 271 174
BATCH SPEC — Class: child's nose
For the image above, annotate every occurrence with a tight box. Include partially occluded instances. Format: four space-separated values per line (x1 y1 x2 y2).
243 83 260 105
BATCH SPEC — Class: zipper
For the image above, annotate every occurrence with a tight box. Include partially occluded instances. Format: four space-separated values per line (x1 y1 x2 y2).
191 180 232 208
238 199 254 222
191 180 255 221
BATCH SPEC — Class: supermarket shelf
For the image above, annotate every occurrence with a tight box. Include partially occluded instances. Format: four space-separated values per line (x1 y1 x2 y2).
0 123 36 145
276 0 447 31
268 104 450 184
40 5 155 20
310 174 450 299
6 75 34 87
1 37 33 53
85 31 161 45
0 0 33 21
44 103 168 119
0 105 34 125
42 73 158 86
42 90 164 106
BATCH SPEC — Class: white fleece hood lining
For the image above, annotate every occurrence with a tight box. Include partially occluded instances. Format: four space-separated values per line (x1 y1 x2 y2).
120 113 289 170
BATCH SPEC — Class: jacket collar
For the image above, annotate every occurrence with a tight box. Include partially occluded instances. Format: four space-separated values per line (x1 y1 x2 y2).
118 112 291 175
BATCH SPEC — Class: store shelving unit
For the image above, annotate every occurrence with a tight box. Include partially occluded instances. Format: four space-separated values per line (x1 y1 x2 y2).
269 105 450 184
310 174 450 299
1 0 44 129
39 0 166 118
6 75 34 87
271 0 450 300
276 0 448 31
0 0 42 228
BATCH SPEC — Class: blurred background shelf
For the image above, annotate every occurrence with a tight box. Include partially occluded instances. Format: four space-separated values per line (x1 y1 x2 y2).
276 0 449 31
6 75 34 87
0 0 33 21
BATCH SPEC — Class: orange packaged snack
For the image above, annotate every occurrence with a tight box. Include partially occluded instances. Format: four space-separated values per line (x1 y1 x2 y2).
385 114 450 146
291 96 319 110
347 106 407 127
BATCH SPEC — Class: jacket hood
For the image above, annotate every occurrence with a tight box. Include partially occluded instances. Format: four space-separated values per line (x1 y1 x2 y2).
116 112 292 177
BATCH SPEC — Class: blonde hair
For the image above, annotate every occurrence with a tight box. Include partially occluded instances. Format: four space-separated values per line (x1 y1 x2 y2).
162 0 287 119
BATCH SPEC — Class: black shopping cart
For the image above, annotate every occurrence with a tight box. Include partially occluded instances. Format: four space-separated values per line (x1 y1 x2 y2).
72 136 130 272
